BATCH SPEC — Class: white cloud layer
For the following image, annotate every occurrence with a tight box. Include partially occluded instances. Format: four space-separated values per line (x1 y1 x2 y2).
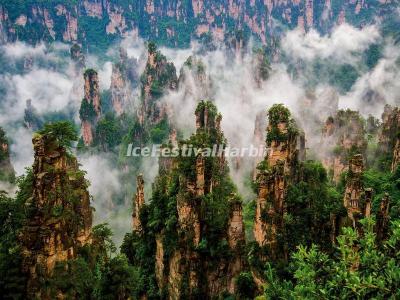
282 24 380 62
1 23 400 246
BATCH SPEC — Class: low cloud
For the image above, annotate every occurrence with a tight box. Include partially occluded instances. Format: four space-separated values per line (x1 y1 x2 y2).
1 70 74 124
339 43 400 116
282 24 380 63
1 22 400 245
79 153 128 245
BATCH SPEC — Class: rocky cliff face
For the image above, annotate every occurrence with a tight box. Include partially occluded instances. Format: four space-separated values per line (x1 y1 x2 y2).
378 105 400 172
20 132 93 299
79 69 102 146
330 153 391 241
321 109 367 182
139 43 177 126
0 127 15 183
0 0 395 49
84 69 101 115
253 104 301 258
129 101 245 298
132 174 145 232
342 154 366 228
110 62 128 116
110 48 132 116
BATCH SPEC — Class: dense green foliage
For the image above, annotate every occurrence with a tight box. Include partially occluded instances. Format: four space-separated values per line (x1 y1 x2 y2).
283 161 343 252
121 101 242 297
0 190 27 298
0 0 397 53
262 219 400 299
266 104 298 145
38 121 78 149
94 113 123 151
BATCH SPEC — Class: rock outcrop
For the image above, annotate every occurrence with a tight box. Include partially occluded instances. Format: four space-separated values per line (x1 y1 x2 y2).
70 43 85 73
342 154 365 228
79 69 102 146
139 42 177 126
378 105 400 172
253 104 301 258
83 69 101 115
130 101 245 298
321 109 367 182
0 1 394 48
110 48 132 116
0 127 15 183
110 62 128 115
178 55 212 101
24 99 43 131
132 174 145 232
20 132 93 299
330 154 391 242
391 138 400 172
376 193 390 241
252 48 271 87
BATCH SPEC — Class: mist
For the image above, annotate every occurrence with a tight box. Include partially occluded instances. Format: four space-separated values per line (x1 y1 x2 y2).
1 22 399 246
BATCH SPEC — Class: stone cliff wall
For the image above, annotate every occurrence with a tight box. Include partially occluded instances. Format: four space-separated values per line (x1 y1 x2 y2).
0 0 394 48
139 43 177 126
20 133 93 299
254 104 301 259
79 69 102 146
321 110 367 182
134 101 245 298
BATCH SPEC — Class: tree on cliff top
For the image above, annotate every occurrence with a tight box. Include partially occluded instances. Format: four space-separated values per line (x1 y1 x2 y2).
38 121 78 149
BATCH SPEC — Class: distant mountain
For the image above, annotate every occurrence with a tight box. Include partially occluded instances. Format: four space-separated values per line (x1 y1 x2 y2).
0 0 397 52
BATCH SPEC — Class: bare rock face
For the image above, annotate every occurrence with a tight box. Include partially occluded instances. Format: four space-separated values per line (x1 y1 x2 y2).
321 110 367 182
132 174 145 232
83 69 101 116
20 133 93 299
110 63 128 115
79 69 102 146
253 104 301 258
81 120 94 146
